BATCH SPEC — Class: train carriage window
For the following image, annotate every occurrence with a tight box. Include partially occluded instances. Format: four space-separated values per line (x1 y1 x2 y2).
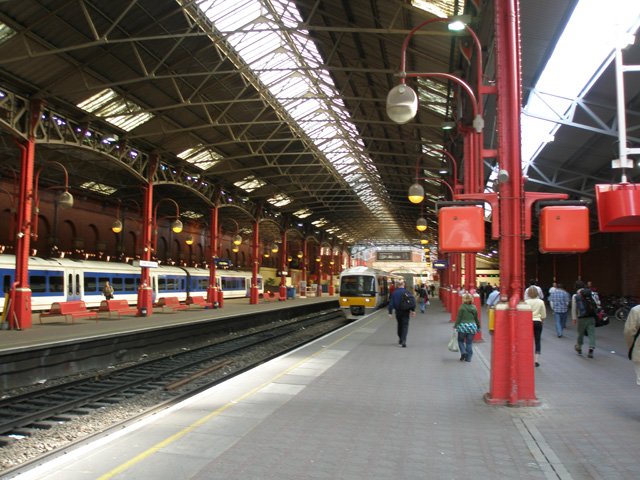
166 277 177 291
158 277 166 291
124 277 135 292
180 278 185 290
76 274 80 295
30 275 47 293
111 278 124 292
50 275 64 293
84 276 97 292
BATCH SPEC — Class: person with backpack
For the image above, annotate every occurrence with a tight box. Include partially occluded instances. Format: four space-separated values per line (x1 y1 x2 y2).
388 280 416 348
571 280 599 358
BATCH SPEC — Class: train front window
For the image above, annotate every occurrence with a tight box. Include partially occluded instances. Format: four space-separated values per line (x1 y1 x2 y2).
340 275 375 296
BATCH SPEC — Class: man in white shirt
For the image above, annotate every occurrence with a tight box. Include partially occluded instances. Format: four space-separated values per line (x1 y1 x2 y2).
486 286 500 307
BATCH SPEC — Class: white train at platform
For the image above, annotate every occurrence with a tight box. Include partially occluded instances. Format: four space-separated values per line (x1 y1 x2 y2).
338 266 402 320
0 255 263 311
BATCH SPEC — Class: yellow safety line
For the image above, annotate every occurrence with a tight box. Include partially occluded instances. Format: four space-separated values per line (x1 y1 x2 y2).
97 315 380 480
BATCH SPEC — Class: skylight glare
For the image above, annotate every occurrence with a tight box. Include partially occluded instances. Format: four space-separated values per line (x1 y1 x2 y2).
234 175 266 192
197 0 401 234
177 147 222 170
77 88 154 132
293 208 312 218
521 0 640 172
267 193 292 207
80 182 116 195
0 22 16 44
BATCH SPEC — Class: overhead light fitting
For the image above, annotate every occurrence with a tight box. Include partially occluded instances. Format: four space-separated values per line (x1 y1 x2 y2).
386 84 418 124
408 182 425 204
448 15 471 31
441 121 456 130
416 217 428 232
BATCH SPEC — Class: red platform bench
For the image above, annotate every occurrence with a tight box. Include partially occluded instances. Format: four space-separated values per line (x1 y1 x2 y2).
39 301 98 325
185 296 212 310
261 292 277 302
98 299 138 319
270 292 286 301
156 297 189 313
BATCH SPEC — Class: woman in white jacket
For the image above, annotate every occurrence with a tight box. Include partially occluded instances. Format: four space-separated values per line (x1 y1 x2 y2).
623 305 640 386
525 286 546 368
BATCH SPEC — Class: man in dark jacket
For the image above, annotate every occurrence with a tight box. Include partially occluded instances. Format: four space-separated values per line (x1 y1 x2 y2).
388 281 416 348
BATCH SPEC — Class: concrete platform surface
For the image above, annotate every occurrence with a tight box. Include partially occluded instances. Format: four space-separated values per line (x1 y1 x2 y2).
7 299 640 480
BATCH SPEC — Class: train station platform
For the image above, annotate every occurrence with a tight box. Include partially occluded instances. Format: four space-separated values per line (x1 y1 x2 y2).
0 294 338 354
7 299 640 480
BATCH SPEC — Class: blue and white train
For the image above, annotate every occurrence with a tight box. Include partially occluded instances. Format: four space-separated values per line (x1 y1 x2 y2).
0 255 263 311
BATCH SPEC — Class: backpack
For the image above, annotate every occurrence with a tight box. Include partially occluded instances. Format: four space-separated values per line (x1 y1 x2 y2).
576 289 597 317
398 290 416 311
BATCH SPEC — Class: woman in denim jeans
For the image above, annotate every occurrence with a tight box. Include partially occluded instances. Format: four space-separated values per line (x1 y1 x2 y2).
454 294 480 362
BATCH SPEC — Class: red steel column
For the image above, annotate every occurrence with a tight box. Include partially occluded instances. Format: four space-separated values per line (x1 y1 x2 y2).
12 101 44 329
280 229 287 299
207 186 221 307
486 0 537 406
250 213 260 304
137 156 157 317
300 237 307 297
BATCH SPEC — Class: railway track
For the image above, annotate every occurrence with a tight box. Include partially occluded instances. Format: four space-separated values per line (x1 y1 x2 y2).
0 310 347 453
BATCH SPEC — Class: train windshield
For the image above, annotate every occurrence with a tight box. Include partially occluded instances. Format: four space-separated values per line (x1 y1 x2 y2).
340 275 376 297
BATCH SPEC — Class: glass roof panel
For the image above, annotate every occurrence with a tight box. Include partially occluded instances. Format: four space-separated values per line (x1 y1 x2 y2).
177 147 222 170
77 88 154 132
293 208 312 218
79 182 117 195
267 193 292 207
0 22 16 44
234 175 267 192
198 0 401 235
411 0 465 18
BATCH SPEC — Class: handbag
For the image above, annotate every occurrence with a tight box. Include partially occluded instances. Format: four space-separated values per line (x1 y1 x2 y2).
594 307 609 327
448 330 459 352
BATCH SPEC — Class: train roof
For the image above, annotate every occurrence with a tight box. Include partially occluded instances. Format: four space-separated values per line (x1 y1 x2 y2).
339 266 399 277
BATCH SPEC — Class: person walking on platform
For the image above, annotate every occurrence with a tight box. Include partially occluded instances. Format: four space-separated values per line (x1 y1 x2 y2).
623 305 640 386
416 284 428 314
571 280 598 358
388 280 416 348
529 279 544 300
102 281 114 300
453 293 480 362
525 286 546 367
548 283 570 337
486 285 500 307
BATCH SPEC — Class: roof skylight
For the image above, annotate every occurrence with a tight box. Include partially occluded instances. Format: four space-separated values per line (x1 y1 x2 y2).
293 208 312 218
521 0 640 172
411 1 466 21
267 193 292 207
79 182 116 195
177 147 222 170
77 88 154 132
0 22 16 44
196 0 401 235
234 175 266 192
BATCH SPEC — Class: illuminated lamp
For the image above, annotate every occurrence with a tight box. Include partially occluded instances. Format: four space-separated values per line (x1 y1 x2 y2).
185 234 194 245
111 219 123 234
297 251 303 259
416 217 428 232
171 219 183 233
233 235 242 245
408 182 425 204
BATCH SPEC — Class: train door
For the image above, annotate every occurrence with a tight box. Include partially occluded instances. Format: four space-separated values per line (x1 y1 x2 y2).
66 270 82 301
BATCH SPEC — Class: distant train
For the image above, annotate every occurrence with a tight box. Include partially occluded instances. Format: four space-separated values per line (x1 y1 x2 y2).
0 255 263 311
338 266 401 320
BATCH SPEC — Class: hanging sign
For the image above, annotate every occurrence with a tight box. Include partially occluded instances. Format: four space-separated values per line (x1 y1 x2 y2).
432 260 449 269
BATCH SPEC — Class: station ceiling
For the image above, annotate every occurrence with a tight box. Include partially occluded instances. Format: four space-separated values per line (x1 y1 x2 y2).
0 1 638 254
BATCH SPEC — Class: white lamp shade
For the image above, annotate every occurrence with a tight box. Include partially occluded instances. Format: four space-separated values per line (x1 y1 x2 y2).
408 183 424 204
386 84 418 124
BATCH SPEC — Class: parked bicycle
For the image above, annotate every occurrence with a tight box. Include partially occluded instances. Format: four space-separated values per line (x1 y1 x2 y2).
601 294 640 321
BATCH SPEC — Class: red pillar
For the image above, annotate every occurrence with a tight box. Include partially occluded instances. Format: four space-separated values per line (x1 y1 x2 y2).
280 229 287 299
12 101 43 329
486 0 538 406
207 187 221 308
250 213 260 304
137 156 157 317
300 237 307 297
